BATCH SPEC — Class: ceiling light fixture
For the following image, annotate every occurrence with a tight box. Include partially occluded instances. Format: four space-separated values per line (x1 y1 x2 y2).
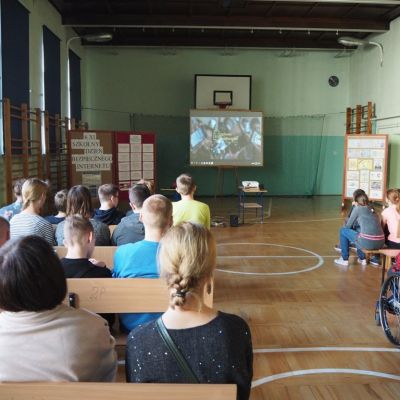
82 33 113 43
338 36 383 66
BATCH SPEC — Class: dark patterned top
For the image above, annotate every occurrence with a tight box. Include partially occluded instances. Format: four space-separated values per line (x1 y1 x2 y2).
126 311 253 400
55 218 110 246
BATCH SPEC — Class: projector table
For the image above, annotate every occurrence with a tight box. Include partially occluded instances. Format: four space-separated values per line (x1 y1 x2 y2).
238 186 270 224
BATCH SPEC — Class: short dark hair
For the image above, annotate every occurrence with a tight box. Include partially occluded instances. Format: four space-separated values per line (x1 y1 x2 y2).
54 189 68 212
98 184 119 202
0 236 67 312
66 185 93 218
129 184 151 209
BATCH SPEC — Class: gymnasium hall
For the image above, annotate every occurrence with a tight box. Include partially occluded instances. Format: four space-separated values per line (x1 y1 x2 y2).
1 1 400 399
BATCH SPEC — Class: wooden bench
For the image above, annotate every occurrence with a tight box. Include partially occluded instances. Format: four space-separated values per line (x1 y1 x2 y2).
0 382 236 400
65 278 213 313
378 248 400 285
55 246 117 269
64 278 214 347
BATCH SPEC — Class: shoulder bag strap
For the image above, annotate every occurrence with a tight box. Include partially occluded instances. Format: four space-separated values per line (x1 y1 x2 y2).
155 317 199 383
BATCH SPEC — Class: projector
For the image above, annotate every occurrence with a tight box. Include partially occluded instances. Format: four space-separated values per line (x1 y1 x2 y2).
242 181 259 189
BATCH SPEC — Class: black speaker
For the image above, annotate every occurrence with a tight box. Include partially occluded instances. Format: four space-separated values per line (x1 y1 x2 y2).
230 214 239 227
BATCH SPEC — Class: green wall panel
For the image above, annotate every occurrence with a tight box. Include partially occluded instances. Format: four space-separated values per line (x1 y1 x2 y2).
134 115 344 196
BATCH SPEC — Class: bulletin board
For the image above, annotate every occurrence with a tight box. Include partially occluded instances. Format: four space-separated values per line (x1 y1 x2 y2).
343 134 388 202
114 132 156 200
67 130 114 198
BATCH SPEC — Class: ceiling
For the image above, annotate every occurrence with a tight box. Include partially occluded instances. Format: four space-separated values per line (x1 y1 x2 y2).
49 0 400 50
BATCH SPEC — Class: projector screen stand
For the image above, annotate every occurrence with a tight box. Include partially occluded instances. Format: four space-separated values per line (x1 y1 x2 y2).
214 166 239 198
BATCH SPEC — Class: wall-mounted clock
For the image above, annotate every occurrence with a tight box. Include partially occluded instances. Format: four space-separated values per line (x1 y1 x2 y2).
328 75 339 87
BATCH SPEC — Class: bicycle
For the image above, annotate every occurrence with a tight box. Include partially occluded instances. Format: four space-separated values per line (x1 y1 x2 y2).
378 273 400 346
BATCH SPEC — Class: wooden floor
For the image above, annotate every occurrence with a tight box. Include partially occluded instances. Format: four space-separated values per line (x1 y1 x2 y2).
207 196 400 400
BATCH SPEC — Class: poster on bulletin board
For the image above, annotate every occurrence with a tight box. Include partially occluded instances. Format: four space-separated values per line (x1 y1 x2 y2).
114 132 156 200
343 134 388 202
67 130 114 198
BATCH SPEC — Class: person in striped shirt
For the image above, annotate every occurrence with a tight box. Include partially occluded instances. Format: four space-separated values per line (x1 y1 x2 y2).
10 178 54 245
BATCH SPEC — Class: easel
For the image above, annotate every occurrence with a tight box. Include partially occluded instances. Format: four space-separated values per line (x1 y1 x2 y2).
214 166 239 198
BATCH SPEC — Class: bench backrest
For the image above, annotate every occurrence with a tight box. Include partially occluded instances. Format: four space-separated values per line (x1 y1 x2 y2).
55 246 117 269
65 278 213 313
0 382 236 400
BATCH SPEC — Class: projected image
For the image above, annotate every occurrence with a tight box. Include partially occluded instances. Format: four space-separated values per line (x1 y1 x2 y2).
190 113 263 167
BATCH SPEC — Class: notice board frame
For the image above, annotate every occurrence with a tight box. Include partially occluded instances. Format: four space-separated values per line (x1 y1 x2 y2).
342 134 388 203
114 131 157 201
67 130 114 198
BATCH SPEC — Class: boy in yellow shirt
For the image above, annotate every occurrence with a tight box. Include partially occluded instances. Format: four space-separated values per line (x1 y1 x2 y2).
172 174 210 229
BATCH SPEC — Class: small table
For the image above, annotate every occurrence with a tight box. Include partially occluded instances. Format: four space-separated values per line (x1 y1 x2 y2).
238 186 269 224
378 248 400 285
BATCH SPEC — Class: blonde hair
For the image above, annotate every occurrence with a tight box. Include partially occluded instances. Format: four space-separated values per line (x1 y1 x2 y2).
22 178 48 210
386 188 400 213
141 194 172 230
158 222 216 308
176 174 195 196
63 215 93 246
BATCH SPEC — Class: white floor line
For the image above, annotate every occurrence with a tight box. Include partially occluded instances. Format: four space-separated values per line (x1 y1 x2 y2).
218 255 342 259
251 368 400 387
253 346 400 354
118 347 400 367
248 217 342 224
216 242 324 275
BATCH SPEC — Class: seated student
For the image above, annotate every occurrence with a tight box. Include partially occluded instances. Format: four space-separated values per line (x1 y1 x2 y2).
0 235 117 382
335 192 385 266
10 178 54 246
113 194 172 332
61 215 114 328
0 178 25 220
0 217 10 247
381 188 400 249
45 189 67 225
172 174 211 229
56 185 110 246
111 184 150 246
94 184 124 226
335 188 366 253
126 223 253 400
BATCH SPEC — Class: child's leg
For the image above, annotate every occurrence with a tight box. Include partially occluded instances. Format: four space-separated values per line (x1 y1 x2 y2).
340 227 358 260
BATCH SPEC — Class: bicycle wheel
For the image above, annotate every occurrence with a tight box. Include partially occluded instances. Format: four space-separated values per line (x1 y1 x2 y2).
379 274 400 346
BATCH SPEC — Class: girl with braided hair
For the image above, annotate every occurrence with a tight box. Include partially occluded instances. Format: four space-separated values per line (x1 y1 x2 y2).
126 222 253 400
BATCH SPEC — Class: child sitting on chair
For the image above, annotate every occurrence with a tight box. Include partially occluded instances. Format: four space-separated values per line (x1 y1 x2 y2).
45 189 67 225
94 184 124 226
334 188 366 254
335 192 385 267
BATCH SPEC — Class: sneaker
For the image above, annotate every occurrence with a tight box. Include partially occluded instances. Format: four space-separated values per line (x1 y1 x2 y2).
335 257 349 266
370 256 380 267
334 244 342 253
357 258 367 266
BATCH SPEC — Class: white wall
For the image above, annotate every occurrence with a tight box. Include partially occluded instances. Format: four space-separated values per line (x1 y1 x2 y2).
19 0 85 116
